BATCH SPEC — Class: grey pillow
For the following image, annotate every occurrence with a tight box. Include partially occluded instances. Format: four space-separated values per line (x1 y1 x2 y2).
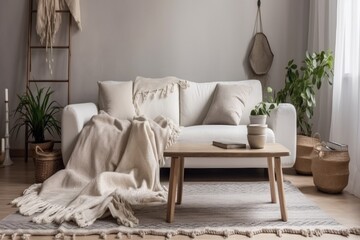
203 84 251 125
98 81 135 120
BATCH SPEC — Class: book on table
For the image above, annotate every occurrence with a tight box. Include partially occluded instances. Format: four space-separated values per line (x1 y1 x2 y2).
212 141 246 149
325 141 348 151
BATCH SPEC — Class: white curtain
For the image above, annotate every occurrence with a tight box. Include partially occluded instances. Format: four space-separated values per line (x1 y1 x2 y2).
330 0 360 198
308 0 337 141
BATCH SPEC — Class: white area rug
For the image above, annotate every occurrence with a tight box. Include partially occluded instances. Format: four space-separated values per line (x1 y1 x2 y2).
0 181 359 239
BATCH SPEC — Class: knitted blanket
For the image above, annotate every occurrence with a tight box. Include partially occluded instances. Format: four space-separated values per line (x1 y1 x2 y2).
12 113 179 228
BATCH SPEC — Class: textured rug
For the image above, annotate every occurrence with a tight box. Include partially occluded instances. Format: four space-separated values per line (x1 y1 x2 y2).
1 181 359 239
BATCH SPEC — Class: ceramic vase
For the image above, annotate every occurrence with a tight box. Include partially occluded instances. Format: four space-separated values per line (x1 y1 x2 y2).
247 124 267 149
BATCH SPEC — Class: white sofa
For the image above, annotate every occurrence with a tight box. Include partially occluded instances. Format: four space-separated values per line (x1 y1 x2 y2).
62 79 296 168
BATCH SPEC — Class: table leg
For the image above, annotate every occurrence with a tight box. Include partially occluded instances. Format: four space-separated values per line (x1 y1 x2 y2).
166 157 180 223
176 157 185 205
274 157 288 221
267 157 277 203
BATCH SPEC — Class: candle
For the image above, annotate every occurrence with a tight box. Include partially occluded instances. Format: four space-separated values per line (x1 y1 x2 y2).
5 88 8 102
1 138 4 153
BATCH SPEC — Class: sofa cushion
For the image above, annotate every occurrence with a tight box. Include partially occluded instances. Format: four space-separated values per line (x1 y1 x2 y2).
180 81 216 127
203 84 251 125
98 81 135 120
180 80 262 126
133 76 184 124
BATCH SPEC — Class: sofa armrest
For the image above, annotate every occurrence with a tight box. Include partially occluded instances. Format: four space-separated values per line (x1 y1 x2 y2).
267 103 297 168
61 103 98 166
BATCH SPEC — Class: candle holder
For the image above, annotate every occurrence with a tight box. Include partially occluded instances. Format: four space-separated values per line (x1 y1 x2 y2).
1 96 13 167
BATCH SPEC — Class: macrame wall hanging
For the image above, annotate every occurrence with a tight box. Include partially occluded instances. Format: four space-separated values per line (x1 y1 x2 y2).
36 0 82 75
248 0 274 76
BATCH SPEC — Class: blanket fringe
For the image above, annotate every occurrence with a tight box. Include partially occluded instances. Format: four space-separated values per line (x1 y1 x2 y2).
165 118 181 149
100 232 107 239
351 227 360 235
11 233 17 240
11 183 137 229
11 183 70 225
55 233 64 239
133 79 189 116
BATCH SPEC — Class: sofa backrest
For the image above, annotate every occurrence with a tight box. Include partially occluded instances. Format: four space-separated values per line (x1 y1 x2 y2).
180 80 262 126
97 79 262 126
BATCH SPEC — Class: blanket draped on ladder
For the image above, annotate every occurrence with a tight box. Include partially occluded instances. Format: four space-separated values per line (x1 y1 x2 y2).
12 113 179 227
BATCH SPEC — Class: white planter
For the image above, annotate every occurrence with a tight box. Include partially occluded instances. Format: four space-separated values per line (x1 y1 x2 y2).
249 115 267 125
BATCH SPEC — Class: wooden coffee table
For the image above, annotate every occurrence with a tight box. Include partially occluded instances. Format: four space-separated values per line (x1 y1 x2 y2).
164 143 290 223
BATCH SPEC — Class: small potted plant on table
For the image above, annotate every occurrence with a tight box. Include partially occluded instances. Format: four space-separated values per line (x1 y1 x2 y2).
12 85 62 158
248 87 277 148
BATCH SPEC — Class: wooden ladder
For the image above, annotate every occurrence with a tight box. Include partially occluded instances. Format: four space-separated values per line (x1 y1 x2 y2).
25 0 72 161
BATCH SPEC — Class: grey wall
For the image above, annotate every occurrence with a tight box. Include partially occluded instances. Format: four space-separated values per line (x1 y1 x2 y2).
0 0 310 148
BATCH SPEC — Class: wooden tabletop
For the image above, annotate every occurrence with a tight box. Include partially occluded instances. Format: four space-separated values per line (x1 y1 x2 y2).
164 143 290 158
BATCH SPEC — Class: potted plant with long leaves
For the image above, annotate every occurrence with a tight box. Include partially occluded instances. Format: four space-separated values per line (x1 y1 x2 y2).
12 85 62 157
275 50 334 174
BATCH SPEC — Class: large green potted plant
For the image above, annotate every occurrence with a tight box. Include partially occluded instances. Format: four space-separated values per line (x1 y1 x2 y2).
12 85 62 156
275 51 334 174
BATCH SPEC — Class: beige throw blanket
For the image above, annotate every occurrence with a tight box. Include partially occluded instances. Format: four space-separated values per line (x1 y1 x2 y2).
12 112 179 227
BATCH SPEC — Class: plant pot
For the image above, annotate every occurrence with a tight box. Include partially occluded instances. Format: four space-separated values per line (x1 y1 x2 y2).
247 134 266 149
29 141 54 160
249 115 267 125
311 145 349 194
247 124 267 135
294 135 320 175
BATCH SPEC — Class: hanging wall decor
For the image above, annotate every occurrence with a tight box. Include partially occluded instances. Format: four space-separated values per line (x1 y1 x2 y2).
36 0 82 74
248 0 274 75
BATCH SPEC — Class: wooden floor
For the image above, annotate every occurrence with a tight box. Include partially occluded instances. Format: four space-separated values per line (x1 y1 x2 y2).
1 160 360 240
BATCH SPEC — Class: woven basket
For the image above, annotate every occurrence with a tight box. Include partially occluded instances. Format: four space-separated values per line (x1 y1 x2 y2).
294 135 320 175
35 146 64 183
311 145 350 194
29 141 54 160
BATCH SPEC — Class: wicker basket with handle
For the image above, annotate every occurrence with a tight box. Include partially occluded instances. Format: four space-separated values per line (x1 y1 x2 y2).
35 146 64 183
311 144 350 194
294 134 321 175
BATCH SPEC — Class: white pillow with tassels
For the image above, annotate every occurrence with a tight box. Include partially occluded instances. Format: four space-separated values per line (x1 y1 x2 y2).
133 76 189 125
